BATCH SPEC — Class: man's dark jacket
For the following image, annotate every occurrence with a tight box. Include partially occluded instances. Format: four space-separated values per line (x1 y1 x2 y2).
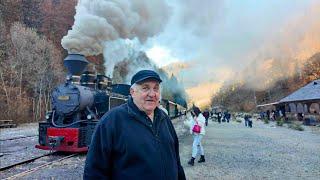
84 97 186 180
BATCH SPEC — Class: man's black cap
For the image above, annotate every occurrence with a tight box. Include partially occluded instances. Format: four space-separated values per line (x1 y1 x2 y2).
131 70 162 85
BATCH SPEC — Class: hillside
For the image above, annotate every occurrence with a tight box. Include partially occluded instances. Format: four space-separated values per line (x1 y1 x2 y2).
211 52 320 111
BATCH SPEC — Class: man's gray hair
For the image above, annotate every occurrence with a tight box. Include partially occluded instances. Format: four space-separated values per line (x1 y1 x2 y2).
130 82 162 94
130 83 139 91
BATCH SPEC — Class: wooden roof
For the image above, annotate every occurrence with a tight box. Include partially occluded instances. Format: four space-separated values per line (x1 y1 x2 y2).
279 79 320 103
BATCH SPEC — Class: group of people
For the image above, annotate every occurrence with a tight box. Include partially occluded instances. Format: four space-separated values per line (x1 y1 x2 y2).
83 70 206 179
214 111 231 123
261 109 286 121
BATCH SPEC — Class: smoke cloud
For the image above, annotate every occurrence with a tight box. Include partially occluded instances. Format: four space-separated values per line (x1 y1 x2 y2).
103 38 140 77
146 0 320 107
61 0 170 56
242 2 320 90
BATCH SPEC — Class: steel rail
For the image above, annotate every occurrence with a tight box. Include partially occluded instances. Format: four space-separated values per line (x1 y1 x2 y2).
3 153 78 180
0 135 37 141
0 152 56 171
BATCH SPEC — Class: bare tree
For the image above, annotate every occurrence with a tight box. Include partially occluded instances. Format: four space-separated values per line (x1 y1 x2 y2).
0 22 63 123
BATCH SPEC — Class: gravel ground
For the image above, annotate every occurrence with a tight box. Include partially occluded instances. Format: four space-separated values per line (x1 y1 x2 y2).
0 123 48 169
180 118 320 180
1 118 320 179
0 123 38 140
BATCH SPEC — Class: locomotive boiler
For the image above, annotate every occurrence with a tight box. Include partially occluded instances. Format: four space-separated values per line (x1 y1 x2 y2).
35 54 129 152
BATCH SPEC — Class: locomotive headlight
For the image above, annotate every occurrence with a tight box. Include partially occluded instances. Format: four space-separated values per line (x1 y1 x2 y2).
45 111 52 122
87 114 92 120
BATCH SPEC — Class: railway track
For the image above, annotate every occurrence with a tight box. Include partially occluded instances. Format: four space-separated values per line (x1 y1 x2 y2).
0 152 78 179
0 135 37 141
0 152 55 171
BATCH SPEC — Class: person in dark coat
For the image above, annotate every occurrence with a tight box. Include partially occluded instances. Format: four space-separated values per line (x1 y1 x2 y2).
203 110 210 126
225 111 231 123
217 112 221 123
244 114 249 127
266 110 270 120
83 70 186 180
244 114 252 128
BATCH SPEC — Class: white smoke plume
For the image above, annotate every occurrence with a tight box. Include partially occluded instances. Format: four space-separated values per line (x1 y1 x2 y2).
103 38 139 77
61 0 170 56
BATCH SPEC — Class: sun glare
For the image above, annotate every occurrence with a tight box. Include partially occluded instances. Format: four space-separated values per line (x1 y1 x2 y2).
146 46 180 67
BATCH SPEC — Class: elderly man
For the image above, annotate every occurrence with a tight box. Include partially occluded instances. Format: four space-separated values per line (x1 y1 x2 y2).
84 70 186 180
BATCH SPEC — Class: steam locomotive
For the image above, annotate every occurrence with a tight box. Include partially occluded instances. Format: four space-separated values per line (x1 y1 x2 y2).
35 54 186 152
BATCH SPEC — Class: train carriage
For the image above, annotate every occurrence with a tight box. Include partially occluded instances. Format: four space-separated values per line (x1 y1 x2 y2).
161 99 187 119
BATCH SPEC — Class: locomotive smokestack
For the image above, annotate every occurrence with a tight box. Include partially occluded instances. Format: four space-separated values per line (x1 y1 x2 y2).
63 54 89 75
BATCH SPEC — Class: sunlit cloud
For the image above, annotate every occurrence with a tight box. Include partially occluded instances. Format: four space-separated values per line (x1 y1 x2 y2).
146 46 180 67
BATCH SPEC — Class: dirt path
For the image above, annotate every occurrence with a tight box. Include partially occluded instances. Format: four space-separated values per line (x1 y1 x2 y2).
180 119 320 180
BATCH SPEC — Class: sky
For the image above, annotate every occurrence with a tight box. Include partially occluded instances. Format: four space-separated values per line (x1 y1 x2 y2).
63 0 320 107
142 0 320 107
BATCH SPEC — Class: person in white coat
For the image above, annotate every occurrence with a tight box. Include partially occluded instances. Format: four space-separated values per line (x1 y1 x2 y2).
188 106 206 166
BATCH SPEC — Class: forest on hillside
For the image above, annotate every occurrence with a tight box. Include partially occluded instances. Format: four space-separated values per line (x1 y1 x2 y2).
0 0 76 123
0 0 187 123
211 52 320 112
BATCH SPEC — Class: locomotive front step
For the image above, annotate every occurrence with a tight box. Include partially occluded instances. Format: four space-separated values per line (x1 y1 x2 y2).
48 136 64 148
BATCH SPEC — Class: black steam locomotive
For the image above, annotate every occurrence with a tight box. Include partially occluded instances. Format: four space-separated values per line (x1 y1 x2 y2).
36 54 186 152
